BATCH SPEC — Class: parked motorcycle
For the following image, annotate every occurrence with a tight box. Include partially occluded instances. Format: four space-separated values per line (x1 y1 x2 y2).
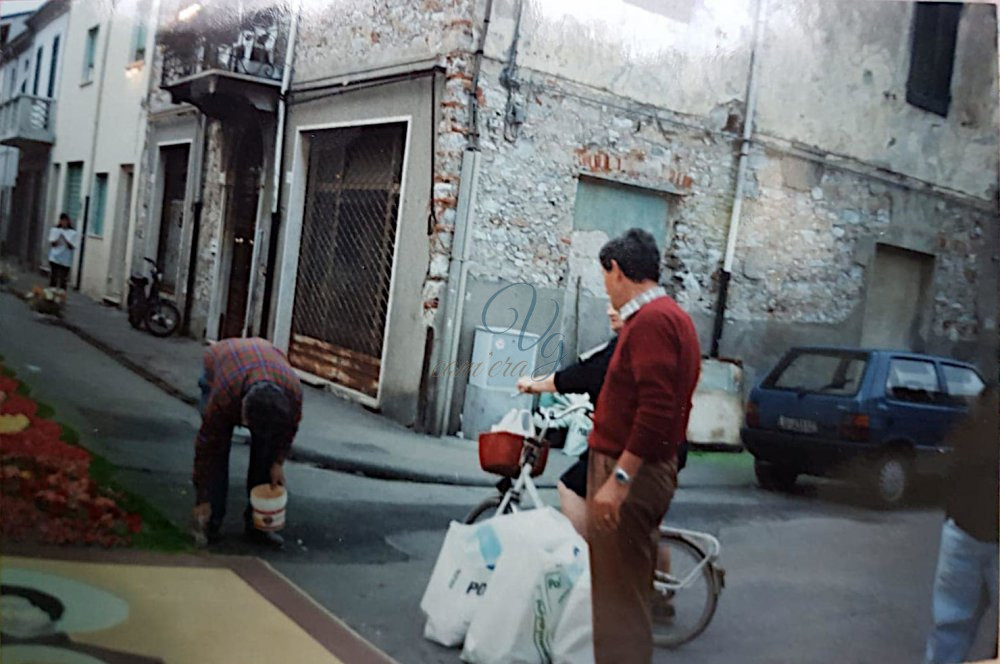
127 257 181 337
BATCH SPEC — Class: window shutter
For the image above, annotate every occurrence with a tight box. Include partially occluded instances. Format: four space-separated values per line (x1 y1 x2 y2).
906 2 963 117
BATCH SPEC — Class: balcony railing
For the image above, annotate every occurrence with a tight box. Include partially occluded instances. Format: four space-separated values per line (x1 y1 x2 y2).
0 95 56 148
160 5 288 89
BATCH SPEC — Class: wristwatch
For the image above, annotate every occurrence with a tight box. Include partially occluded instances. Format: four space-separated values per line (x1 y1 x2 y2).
613 466 632 486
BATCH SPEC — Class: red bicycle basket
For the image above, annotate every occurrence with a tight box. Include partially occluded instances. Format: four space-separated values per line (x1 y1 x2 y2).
478 431 549 478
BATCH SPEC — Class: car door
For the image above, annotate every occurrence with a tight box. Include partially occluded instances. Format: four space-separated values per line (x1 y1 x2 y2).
937 363 985 446
880 357 952 449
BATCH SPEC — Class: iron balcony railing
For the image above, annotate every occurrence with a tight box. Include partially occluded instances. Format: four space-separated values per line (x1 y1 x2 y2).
160 5 289 87
0 95 56 147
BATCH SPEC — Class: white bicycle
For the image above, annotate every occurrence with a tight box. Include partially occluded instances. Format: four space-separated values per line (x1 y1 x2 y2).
466 403 725 648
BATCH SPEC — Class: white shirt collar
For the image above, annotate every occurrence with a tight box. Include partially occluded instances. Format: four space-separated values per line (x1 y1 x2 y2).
619 286 667 322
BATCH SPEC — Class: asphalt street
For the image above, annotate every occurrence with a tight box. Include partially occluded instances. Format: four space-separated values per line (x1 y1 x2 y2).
1 292 996 664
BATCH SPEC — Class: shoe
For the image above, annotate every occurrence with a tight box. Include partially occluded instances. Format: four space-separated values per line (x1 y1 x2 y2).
244 526 284 549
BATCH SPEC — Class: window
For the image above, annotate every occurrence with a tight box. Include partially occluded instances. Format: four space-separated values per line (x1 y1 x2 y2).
83 26 99 84
906 2 962 117
47 36 60 98
767 351 868 397
1 25 9 48
63 162 84 227
32 47 43 95
886 358 942 403
942 365 985 398
130 3 149 63
573 176 670 251
90 173 108 236
21 58 28 93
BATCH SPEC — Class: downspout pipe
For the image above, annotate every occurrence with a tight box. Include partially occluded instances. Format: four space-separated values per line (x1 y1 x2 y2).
435 0 493 435
710 0 766 358
76 1 117 291
243 0 302 336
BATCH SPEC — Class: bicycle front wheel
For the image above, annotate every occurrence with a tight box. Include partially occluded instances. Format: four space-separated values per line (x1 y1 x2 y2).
652 532 720 649
464 495 518 524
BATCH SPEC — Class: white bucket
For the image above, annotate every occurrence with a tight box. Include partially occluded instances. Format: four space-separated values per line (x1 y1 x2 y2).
250 484 287 532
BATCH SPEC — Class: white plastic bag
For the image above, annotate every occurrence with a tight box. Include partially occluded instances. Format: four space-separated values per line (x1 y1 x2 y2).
551 569 593 664
462 536 589 664
421 521 495 647
491 408 536 437
421 508 578 647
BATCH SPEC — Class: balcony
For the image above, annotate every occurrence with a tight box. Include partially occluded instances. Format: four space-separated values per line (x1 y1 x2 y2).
0 95 56 150
159 3 289 118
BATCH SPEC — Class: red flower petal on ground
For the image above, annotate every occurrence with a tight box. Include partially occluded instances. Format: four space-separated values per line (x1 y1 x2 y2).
0 395 36 418
124 513 142 533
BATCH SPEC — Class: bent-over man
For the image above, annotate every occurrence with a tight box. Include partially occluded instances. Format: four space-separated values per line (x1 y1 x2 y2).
192 337 302 548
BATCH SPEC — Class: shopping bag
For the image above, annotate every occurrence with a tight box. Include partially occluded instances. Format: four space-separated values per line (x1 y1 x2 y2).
491 408 536 437
551 569 593 664
421 521 495 647
461 536 588 664
421 508 577 647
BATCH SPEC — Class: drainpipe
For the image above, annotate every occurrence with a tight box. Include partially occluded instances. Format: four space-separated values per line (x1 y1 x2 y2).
76 0 117 291
255 0 301 339
434 0 493 435
437 150 482 435
710 0 766 358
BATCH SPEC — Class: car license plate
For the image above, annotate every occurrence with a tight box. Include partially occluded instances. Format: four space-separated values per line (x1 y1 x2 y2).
778 416 818 434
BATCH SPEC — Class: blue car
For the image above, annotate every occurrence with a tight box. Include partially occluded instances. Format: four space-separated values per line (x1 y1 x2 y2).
741 346 986 506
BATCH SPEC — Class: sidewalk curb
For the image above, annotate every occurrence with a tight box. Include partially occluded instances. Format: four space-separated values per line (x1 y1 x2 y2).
3 286 718 491
0 287 526 488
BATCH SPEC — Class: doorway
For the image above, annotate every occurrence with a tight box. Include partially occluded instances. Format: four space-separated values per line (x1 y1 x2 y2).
155 145 190 294
288 122 407 398
106 165 134 303
219 126 263 339
860 244 935 350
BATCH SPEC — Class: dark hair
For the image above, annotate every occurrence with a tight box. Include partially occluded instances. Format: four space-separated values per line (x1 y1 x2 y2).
1 584 65 623
243 382 293 461
598 228 661 282
58 213 73 228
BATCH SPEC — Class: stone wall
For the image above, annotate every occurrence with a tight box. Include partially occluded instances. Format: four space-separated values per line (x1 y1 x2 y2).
295 0 477 82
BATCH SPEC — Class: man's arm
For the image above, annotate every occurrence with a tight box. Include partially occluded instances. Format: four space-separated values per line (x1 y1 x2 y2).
592 318 678 532
193 392 235 504
623 317 679 461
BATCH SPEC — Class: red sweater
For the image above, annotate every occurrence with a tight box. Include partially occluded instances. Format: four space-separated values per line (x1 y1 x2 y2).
588 295 701 462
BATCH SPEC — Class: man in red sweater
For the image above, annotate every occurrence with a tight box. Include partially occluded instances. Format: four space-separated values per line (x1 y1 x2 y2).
587 228 701 662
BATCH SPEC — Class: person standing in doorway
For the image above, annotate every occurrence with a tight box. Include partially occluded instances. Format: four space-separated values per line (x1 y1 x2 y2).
587 228 701 663
192 337 303 549
47 213 76 290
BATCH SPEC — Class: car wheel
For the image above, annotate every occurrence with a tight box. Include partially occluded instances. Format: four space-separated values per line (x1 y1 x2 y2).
755 460 798 492
871 451 910 508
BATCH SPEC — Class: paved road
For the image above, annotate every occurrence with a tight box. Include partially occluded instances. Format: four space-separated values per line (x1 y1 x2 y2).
2 293 995 664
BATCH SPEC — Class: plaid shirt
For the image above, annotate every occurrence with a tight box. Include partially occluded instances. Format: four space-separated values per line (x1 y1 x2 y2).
194 338 303 503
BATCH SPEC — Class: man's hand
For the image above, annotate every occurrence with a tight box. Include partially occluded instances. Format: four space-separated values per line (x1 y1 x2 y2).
270 462 285 490
516 376 535 394
192 502 211 526
592 477 629 533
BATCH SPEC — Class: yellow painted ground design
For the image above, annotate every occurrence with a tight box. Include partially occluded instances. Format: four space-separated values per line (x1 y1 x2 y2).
2 555 343 664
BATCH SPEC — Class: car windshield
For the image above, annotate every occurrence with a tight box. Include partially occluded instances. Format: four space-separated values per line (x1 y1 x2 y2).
765 351 869 396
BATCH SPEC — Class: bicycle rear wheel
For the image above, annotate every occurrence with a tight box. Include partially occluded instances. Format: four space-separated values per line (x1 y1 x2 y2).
464 495 518 524
652 532 720 649
146 300 180 337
